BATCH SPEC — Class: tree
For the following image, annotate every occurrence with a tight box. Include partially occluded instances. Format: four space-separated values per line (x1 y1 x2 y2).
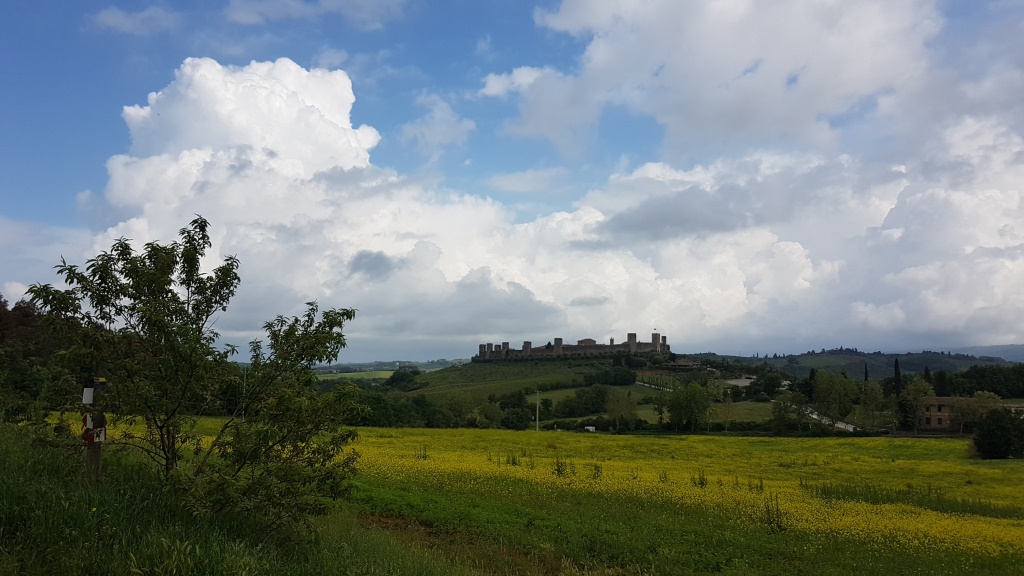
972 408 1024 459
898 376 934 433
771 391 807 433
812 371 857 426
893 358 903 395
606 388 637 432
668 383 710 432
0 296 76 423
859 381 885 430
29 217 361 533
29 217 242 477
719 392 735 431
755 372 783 397
385 368 421 391
190 302 361 532
500 407 532 430
952 391 1002 434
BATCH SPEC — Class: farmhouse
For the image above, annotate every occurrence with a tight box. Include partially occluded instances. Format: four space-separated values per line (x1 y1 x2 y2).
920 397 962 430
920 396 1024 430
476 332 669 360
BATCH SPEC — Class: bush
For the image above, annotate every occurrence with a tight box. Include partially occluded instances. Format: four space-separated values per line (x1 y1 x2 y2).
973 408 1024 459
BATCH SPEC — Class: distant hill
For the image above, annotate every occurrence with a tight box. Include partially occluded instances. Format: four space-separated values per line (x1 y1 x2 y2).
700 348 1013 380
319 358 469 374
948 344 1024 363
316 347 1020 401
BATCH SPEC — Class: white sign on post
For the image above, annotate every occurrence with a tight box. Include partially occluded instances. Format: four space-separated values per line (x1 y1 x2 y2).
82 387 94 404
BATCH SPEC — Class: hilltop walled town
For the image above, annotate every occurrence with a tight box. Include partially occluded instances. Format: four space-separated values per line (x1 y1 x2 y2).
476 332 669 360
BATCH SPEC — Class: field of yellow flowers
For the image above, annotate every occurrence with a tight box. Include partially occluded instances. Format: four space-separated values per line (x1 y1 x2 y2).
349 428 1024 575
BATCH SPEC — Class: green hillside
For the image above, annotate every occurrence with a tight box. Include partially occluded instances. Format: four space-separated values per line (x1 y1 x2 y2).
694 349 1012 380
404 358 611 404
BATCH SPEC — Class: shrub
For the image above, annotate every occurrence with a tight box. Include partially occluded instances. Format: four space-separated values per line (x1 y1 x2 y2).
972 408 1024 459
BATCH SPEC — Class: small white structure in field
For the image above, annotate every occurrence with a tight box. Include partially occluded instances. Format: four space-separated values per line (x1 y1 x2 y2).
584 426 596 432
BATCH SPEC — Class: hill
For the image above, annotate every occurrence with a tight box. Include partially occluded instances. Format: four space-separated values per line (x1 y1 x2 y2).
696 348 1012 380
949 344 1024 362
398 357 612 404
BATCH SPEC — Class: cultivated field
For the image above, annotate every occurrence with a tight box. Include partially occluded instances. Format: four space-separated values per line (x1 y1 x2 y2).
349 428 1024 575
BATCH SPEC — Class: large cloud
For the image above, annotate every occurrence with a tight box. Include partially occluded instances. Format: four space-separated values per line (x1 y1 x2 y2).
485 0 938 158
13 16 1024 361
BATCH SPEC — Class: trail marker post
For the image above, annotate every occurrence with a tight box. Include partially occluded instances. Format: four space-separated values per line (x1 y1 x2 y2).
81 377 107 483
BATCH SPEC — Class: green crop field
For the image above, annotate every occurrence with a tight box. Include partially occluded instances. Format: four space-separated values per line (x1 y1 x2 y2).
7 415 1024 575
349 427 1024 575
319 370 394 380
407 361 608 403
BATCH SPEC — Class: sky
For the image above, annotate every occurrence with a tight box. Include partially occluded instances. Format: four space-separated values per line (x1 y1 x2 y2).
2 1 1024 362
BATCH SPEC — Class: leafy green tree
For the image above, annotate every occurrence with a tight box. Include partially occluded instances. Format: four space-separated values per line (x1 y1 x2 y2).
29 217 242 476
385 369 420 390
500 407 532 430
898 376 935 433
668 383 710 432
190 302 361 532
0 296 76 423
606 388 637 431
812 371 857 426
771 391 807 433
973 408 1024 459
539 397 554 420
754 372 783 397
719 392 735 431
859 380 885 429
952 391 1002 434
29 217 361 533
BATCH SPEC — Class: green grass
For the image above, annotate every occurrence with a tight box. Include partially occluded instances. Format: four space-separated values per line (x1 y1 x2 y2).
319 370 394 380
347 428 1024 574
350 438 1024 575
408 361 608 404
0 424 475 576
538 383 655 404
800 479 1024 520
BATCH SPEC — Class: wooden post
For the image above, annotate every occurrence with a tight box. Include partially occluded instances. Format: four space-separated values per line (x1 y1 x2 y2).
82 377 107 484
86 442 101 483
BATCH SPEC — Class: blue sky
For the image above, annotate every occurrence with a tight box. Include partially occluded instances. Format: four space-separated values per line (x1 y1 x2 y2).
3 1 1024 361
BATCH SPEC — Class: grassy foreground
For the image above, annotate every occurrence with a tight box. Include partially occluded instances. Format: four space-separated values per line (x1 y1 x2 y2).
5 421 1024 575
350 428 1024 575
0 424 472 576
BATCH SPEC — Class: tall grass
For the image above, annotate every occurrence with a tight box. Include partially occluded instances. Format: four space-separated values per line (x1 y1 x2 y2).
800 478 1024 520
0 424 475 576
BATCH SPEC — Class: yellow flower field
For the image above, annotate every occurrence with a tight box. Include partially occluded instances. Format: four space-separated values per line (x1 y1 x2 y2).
353 428 1024 558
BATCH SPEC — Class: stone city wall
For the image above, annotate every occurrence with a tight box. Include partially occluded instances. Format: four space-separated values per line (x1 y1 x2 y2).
476 333 669 360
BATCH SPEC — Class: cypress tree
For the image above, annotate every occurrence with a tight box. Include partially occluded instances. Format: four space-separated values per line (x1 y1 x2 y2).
894 358 903 394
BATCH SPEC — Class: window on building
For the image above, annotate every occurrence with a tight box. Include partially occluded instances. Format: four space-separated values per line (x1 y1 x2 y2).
938 418 943 426
938 405 944 412
925 417 931 425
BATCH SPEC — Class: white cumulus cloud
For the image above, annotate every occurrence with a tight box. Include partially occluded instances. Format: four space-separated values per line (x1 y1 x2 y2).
11 43 1024 360
399 94 475 161
489 0 939 157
